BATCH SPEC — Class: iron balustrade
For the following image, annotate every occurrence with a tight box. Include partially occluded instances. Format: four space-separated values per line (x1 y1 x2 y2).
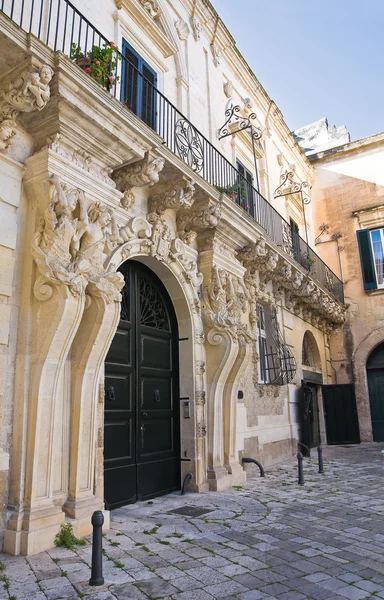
0 0 344 303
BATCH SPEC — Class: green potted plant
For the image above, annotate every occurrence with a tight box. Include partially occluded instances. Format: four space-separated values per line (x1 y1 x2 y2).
215 182 248 203
70 40 121 91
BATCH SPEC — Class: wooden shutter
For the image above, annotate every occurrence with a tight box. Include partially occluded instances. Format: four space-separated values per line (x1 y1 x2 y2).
141 64 157 130
121 43 139 114
357 229 377 290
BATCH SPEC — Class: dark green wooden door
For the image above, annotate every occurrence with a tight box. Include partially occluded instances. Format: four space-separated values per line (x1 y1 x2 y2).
322 384 360 445
104 261 180 509
367 343 384 441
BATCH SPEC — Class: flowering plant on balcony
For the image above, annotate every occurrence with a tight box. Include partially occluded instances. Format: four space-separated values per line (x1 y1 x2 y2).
215 182 247 202
70 41 121 90
307 255 317 267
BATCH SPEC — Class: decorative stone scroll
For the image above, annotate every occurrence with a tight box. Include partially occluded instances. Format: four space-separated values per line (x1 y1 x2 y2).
0 65 54 152
149 178 195 215
177 195 222 244
113 152 165 209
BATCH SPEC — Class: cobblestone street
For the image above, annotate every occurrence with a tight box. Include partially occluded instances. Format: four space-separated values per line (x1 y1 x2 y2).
1 444 384 600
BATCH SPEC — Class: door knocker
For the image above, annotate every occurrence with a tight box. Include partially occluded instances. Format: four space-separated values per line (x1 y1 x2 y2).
107 385 116 402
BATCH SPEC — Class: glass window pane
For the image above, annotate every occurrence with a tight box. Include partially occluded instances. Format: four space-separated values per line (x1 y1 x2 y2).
371 230 384 286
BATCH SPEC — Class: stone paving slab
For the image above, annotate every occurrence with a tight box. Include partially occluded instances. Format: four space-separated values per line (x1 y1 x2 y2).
1 443 384 599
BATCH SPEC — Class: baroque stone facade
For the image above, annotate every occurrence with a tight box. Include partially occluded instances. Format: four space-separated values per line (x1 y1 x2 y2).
0 0 346 555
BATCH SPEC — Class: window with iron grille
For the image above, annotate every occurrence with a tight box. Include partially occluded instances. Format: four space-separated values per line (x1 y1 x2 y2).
256 304 296 385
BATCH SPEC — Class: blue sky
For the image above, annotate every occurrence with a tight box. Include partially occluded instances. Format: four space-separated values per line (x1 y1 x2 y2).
212 0 383 141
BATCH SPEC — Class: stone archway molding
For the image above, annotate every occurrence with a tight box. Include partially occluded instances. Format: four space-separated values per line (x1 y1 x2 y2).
353 326 384 441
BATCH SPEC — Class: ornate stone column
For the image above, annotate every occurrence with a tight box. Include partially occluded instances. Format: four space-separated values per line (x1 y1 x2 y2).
200 246 250 491
5 154 88 555
64 285 121 531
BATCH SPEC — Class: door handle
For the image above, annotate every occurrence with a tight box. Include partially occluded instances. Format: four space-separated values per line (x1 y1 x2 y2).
142 412 148 417
107 386 115 402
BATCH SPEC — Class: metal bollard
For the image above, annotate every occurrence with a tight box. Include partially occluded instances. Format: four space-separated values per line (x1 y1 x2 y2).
181 472 193 495
297 452 304 485
242 457 265 478
318 445 324 474
89 510 104 586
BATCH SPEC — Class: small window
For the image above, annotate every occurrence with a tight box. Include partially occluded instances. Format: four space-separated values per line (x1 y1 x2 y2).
236 160 258 215
121 40 157 130
257 304 270 384
256 304 296 385
370 229 384 288
356 228 383 291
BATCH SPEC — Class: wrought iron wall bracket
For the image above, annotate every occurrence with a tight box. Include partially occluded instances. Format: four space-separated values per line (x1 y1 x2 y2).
218 104 263 141
274 171 311 204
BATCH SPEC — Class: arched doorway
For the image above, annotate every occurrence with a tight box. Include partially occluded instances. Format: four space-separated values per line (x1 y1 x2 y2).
367 343 384 441
299 332 322 452
104 260 180 509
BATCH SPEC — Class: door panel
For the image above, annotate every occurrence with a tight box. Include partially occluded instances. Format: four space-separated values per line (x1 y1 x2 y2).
322 384 360 445
104 261 180 509
367 369 384 441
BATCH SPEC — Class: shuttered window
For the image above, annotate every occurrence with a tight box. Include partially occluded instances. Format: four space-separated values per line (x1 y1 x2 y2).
121 41 157 130
357 229 379 290
236 161 256 213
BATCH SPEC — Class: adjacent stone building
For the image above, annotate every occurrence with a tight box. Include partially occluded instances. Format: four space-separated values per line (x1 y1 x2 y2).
0 0 346 555
311 131 384 443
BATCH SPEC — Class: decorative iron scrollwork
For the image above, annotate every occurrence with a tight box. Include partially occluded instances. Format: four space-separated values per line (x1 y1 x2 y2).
175 118 204 173
274 171 311 205
120 270 130 321
218 103 263 141
139 275 170 331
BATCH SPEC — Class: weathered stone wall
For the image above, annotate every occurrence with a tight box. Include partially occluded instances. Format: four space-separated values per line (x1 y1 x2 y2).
312 136 384 440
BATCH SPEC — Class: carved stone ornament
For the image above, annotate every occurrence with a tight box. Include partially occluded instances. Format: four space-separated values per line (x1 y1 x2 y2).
211 43 221 67
139 0 161 18
175 18 190 40
223 80 233 98
190 16 202 41
202 265 252 342
169 237 203 287
0 119 16 152
177 196 221 242
195 390 206 405
45 134 114 185
196 360 206 375
32 175 152 302
113 152 165 210
237 237 347 328
149 178 195 215
0 64 54 152
197 423 207 437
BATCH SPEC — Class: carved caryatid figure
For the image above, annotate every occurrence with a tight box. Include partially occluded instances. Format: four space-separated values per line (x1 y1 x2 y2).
32 175 87 295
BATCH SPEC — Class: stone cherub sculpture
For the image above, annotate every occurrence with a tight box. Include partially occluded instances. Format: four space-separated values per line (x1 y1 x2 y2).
0 65 54 153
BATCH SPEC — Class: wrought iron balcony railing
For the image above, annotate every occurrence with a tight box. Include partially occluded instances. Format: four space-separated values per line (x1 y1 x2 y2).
0 0 344 303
